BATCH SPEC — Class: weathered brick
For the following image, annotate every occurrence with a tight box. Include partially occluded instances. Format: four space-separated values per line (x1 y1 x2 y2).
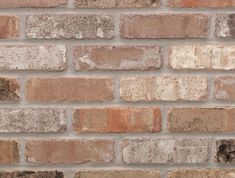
0 45 66 71
73 45 162 71
168 0 235 8
0 140 19 164
0 171 64 178
216 14 235 38
215 76 235 100
0 108 66 133
216 139 235 163
26 15 114 39
75 170 160 178
0 0 67 8
26 77 113 102
168 169 235 178
120 14 208 39
0 16 19 39
26 140 114 164
169 45 235 70
75 0 161 8
120 76 208 101
122 138 209 164
168 108 235 132
73 107 161 133
0 78 19 101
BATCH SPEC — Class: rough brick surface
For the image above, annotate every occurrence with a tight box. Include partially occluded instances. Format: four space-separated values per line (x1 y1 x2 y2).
0 16 19 39
215 76 235 100
75 170 160 178
0 45 66 71
26 77 113 102
0 78 19 101
168 0 235 8
75 0 161 8
26 15 114 39
168 108 235 132
168 169 235 178
73 45 162 71
120 14 208 39
26 140 114 164
216 139 235 163
0 140 19 164
0 0 67 8
169 45 235 70
120 76 208 101
0 171 64 178
73 107 161 133
122 138 209 164
0 108 66 133
216 14 235 38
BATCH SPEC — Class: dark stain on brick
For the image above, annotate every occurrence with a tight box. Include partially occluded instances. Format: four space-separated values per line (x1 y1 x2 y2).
217 139 235 163
228 14 235 37
0 171 64 178
0 78 19 101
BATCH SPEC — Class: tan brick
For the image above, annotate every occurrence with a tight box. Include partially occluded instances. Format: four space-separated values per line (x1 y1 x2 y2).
120 76 208 101
26 140 114 164
75 0 161 8
122 138 209 164
0 108 66 133
216 14 235 38
73 45 162 71
26 15 114 39
168 0 235 8
168 169 235 178
120 14 208 39
26 77 113 102
215 76 235 100
0 16 19 39
75 170 160 178
0 171 64 178
0 140 19 164
0 0 67 8
168 108 235 132
73 107 161 133
0 45 66 71
216 139 235 163
169 45 235 70
0 78 19 101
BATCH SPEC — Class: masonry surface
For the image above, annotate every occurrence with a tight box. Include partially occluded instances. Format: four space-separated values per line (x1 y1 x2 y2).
0 0 235 178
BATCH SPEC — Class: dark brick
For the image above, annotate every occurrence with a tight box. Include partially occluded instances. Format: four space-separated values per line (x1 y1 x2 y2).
0 78 19 101
216 139 235 163
0 171 64 178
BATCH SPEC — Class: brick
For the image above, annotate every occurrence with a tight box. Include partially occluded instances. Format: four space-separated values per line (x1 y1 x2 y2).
73 45 162 71
75 0 161 8
216 139 235 163
26 15 114 39
0 78 19 101
0 108 66 133
26 140 114 164
168 169 235 178
0 45 66 71
120 76 208 101
0 0 67 8
0 16 19 39
26 77 113 102
169 45 235 70
0 171 64 178
216 14 235 38
0 140 19 164
73 107 161 133
120 14 208 39
122 138 208 164
75 170 160 178
215 76 235 100
168 0 235 8
168 108 235 132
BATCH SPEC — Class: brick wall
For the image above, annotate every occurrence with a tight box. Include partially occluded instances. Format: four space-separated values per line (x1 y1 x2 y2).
0 0 235 177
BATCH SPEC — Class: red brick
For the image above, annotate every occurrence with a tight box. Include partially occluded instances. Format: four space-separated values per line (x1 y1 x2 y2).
0 140 19 164
73 107 161 133
73 45 162 71
26 77 113 102
215 76 235 100
26 140 114 164
120 14 208 39
0 16 19 39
